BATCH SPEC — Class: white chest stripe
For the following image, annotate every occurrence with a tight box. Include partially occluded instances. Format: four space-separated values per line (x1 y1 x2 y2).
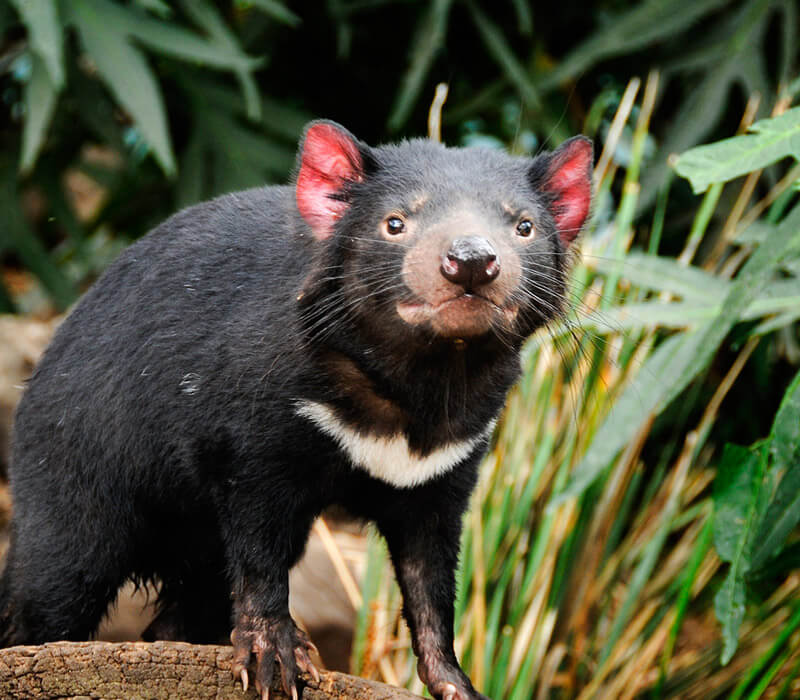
295 400 491 489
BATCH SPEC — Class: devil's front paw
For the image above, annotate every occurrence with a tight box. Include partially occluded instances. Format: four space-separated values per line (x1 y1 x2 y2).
420 657 490 700
429 682 490 700
230 614 320 700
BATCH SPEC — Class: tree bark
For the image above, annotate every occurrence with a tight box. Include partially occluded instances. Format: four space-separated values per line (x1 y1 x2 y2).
0 641 422 699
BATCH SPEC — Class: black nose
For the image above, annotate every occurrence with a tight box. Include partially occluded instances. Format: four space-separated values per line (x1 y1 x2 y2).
440 236 500 289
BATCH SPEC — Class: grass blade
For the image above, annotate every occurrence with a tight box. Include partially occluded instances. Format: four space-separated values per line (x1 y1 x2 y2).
244 0 301 27
387 0 453 132
68 0 176 175
9 0 64 87
19 53 59 174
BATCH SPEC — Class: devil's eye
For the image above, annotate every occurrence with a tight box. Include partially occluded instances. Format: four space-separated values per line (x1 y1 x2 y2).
516 219 534 237
385 217 405 235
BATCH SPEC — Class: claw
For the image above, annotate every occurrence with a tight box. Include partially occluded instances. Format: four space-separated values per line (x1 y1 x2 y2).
308 662 321 684
231 615 316 699
294 646 321 685
442 683 457 700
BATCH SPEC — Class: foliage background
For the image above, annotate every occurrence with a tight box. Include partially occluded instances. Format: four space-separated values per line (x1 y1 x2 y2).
2 1 800 698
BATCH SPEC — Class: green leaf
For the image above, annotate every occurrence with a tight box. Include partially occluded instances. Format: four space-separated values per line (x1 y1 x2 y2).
713 444 770 664
466 0 542 111
178 0 262 121
175 126 206 208
591 252 728 301
750 308 800 337
637 0 778 212
19 52 59 174
67 0 176 175
10 0 64 87
537 0 730 91
578 283 800 333
577 301 716 332
555 202 800 506
510 0 532 36
750 369 800 569
714 573 747 666
675 107 800 194
669 201 800 394
387 0 453 132
735 220 776 245
65 0 261 72
133 0 172 17
549 329 703 507
0 161 76 308
242 0 301 27
771 366 800 468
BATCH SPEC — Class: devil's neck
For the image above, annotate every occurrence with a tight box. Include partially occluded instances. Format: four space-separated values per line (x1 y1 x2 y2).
311 329 520 450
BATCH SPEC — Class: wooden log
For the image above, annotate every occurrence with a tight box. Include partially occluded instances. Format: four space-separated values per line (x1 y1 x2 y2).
0 641 421 699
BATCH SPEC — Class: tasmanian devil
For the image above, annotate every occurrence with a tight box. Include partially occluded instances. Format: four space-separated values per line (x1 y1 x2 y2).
1 121 592 700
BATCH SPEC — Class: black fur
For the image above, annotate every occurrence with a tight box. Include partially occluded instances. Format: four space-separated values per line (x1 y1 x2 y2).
1 122 591 700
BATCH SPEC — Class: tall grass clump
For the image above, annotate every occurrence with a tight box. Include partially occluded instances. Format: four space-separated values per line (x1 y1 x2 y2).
350 76 800 699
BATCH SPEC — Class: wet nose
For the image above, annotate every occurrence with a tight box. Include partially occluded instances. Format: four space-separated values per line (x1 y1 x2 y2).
440 236 500 289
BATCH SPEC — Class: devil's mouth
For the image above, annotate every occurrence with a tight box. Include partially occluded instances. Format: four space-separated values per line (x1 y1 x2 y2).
396 294 519 336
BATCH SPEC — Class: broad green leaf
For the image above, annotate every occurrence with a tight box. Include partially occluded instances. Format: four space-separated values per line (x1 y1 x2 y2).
714 446 762 563
750 308 800 337
19 53 59 174
196 110 295 196
578 301 717 333
537 0 730 91
387 0 453 132
771 366 800 468
201 111 295 177
65 0 260 73
467 0 542 111
68 0 176 175
242 0 301 27
735 220 776 244
669 202 800 397
555 202 800 505
260 96 312 141
714 573 747 666
713 444 770 664
578 277 800 333
178 75 310 142
750 369 800 569
178 0 261 120
637 0 778 212
133 0 172 17
675 108 800 194
10 0 64 87
590 252 728 301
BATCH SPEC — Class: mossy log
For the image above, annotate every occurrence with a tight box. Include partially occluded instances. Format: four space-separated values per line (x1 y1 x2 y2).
0 641 421 699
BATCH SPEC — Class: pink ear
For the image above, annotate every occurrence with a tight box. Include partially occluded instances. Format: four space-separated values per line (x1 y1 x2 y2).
296 122 364 240
542 136 593 245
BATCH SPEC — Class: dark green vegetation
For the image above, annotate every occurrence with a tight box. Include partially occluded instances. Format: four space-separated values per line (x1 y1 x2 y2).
1 1 799 698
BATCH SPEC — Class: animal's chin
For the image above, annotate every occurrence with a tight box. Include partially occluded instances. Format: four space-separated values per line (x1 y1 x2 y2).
396 294 519 338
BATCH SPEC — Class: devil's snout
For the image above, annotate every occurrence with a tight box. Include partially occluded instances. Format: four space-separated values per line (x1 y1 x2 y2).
440 236 500 290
